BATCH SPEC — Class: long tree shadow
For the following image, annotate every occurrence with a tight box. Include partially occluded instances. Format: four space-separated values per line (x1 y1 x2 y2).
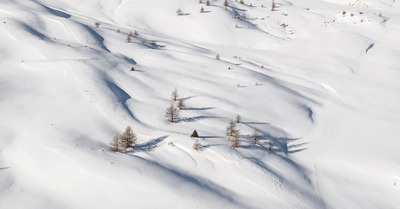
133 135 169 152
180 116 222 122
200 136 224 139
202 144 226 149
241 122 268 125
242 142 309 180
239 136 322 206
182 95 198 101
241 121 306 155
234 118 325 206
287 142 310 154
185 107 214 111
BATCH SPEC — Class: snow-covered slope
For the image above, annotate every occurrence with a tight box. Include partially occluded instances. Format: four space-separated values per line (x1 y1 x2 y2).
0 0 399 208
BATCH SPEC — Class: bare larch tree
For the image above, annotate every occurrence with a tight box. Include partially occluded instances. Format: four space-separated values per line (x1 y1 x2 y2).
171 88 179 101
225 119 237 137
120 125 137 151
165 103 180 123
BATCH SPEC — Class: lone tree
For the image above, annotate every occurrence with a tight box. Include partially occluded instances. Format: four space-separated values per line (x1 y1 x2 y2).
192 139 203 150
120 126 137 151
200 7 205 13
206 0 210 6
268 138 274 151
191 130 199 138
176 8 183 16
171 88 179 101
271 0 275 11
224 0 229 7
177 98 185 110
231 130 240 148
165 103 180 123
235 114 241 123
250 128 261 145
225 119 237 137
109 134 121 152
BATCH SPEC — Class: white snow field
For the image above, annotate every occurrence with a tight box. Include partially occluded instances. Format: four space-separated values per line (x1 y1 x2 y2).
0 0 399 208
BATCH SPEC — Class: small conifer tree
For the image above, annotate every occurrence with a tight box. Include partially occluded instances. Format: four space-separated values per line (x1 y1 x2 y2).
191 130 199 138
200 7 205 13
224 0 229 7
206 0 210 6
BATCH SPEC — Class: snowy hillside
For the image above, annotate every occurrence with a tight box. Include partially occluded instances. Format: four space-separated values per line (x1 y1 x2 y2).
0 0 399 208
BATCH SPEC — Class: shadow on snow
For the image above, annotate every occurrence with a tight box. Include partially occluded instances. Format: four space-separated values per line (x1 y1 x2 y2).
133 135 169 152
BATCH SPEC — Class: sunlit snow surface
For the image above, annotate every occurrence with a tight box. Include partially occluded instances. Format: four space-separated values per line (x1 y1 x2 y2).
0 0 399 208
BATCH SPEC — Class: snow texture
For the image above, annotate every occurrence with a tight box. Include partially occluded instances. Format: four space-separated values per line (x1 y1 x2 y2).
0 0 399 208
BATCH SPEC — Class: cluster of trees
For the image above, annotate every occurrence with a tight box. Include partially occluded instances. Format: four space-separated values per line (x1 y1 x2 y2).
110 89 274 152
163 89 203 151
126 30 139 43
225 115 273 149
165 88 185 123
198 0 211 6
195 0 276 13
109 126 137 152
225 115 241 148
191 130 203 150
